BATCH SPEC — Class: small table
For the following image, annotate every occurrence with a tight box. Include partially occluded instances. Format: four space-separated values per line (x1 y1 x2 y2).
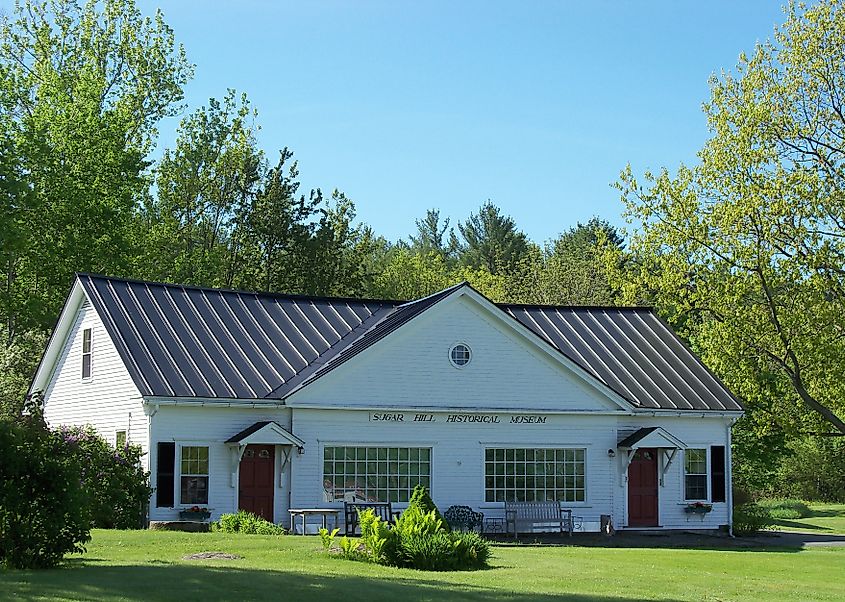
288 508 341 535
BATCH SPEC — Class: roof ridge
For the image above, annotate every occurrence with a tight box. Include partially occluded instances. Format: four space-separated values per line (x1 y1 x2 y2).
500 303 655 311
75 272 405 307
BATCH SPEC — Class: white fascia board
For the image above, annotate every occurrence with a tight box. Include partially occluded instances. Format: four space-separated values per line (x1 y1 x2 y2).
227 422 304 448
142 396 286 409
29 279 86 397
620 427 688 450
454 288 636 413
285 401 629 415
631 408 745 418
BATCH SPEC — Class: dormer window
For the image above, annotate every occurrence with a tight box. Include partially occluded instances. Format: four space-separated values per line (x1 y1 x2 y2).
82 328 92 379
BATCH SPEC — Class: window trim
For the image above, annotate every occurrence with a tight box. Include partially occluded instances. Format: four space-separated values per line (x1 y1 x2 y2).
178 444 210 506
483 446 587 504
81 327 93 380
683 447 710 502
322 444 433 504
448 342 472 368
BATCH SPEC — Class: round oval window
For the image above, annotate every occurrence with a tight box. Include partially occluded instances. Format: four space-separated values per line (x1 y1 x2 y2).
449 343 471 367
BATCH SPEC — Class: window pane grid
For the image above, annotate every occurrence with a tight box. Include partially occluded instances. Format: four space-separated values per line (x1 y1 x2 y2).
82 328 92 378
180 446 209 505
684 448 708 501
324 446 431 503
484 448 585 503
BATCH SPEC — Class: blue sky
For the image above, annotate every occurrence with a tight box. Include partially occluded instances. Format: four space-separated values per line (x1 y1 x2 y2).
19 1 792 243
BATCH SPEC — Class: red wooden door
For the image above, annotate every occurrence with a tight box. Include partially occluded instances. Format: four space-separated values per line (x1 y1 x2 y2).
239 444 275 522
628 448 659 527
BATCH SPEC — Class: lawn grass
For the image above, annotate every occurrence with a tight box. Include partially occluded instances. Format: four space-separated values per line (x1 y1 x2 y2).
2 530 844 602
771 503 845 534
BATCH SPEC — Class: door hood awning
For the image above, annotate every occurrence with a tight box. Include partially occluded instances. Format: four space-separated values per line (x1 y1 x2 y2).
225 421 304 448
617 426 686 450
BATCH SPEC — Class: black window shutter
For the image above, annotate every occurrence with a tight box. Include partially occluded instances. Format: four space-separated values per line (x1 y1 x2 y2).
710 446 726 503
156 442 175 507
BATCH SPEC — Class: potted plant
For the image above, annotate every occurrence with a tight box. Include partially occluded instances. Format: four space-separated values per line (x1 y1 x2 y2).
684 502 713 515
179 506 211 521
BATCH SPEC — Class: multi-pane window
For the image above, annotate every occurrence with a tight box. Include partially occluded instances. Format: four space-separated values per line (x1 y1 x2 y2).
449 344 471 367
323 446 431 503
684 448 708 501
81 328 92 378
484 448 586 503
180 446 209 505
115 430 127 448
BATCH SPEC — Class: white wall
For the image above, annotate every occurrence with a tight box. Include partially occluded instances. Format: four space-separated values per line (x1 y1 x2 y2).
288 408 733 532
291 408 617 530
42 300 148 467
290 293 624 413
148 405 292 524
614 416 733 530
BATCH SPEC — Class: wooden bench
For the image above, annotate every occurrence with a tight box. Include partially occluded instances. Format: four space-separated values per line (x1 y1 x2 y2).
343 502 399 535
504 501 573 538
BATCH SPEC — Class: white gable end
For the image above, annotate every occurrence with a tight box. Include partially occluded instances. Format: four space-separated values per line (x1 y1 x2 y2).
40 288 147 460
289 292 630 413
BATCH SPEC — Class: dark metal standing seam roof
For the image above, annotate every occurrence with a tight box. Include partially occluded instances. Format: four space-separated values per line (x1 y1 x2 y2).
79 274 394 399
76 274 743 412
501 305 743 412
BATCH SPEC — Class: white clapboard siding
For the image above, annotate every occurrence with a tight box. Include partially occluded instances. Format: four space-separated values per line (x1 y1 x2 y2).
615 416 732 529
290 408 618 529
42 300 148 467
290 294 624 413
148 405 292 523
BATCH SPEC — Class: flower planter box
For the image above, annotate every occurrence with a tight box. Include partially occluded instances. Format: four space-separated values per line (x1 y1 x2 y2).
683 505 712 515
179 510 211 521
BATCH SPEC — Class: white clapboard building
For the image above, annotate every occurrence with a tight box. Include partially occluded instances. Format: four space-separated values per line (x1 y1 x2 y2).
32 274 744 532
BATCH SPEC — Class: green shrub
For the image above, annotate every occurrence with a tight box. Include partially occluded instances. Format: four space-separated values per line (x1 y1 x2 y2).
0 417 91 568
451 531 491 568
400 485 448 530
733 503 775 536
353 495 490 571
757 498 812 519
214 510 284 535
318 527 339 551
57 425 152 529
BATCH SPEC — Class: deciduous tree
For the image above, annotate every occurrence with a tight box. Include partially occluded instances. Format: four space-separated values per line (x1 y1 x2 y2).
616 0 845 435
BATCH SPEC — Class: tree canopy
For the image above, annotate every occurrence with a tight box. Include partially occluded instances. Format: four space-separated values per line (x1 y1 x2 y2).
616 0 845 436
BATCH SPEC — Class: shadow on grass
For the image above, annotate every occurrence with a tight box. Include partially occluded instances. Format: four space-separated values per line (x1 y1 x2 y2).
486 532 812 552
1 564 688 602
774 519 833 532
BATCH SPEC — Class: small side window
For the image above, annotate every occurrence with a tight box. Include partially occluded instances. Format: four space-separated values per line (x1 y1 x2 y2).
116 431 127 448
82 328 92 379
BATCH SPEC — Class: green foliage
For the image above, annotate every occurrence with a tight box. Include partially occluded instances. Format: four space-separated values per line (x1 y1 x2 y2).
56 426 151 529
775 436 845 502
0 0 192 332
757 499 812 520
337 535 365 560
0 417 91 568
399 485 447 530
455 201 530 275
214 510 284 535
0 328 46 418
318 527 339 551
349 493 489 571
733 503 776 536
615 0 845 437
